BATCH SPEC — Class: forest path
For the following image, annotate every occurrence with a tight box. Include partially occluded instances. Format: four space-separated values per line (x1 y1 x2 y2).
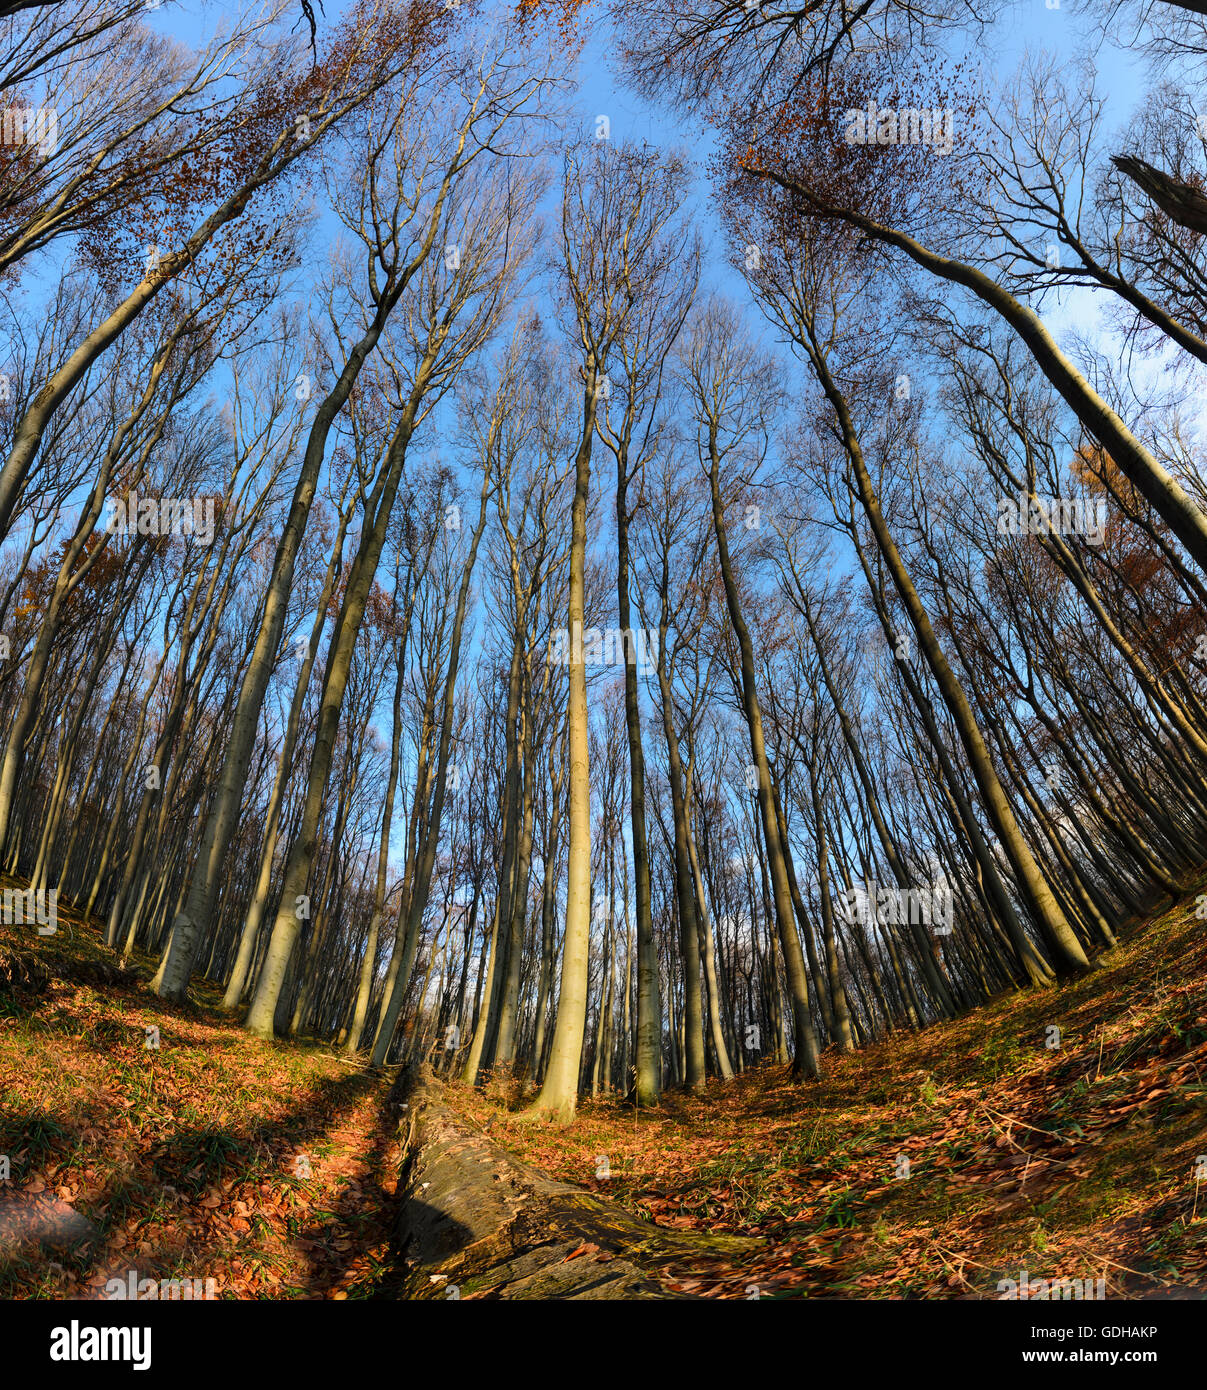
391 1065 763 1298
443 890 1207 1299
4 882 1207 1300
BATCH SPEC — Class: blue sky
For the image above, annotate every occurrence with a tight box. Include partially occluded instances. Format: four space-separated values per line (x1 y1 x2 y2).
146 0 1162 374
120 0 1179 888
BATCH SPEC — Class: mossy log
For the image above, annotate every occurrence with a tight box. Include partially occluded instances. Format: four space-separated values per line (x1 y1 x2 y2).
392 1067 762 1300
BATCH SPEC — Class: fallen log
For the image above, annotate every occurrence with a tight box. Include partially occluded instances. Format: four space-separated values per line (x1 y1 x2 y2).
392 1067 763 1300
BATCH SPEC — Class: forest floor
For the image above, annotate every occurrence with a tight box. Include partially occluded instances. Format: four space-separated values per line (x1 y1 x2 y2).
458 890 1207 1299
0 884 405 1299
2 878 1207 1299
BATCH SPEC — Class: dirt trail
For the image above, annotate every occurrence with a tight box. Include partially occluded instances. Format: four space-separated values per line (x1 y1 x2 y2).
392 1066 761 1299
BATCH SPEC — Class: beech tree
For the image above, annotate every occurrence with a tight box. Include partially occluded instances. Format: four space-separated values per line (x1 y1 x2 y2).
7 0 1207 1131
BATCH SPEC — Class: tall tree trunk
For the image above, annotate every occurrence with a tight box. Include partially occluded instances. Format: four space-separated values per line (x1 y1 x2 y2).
706 437 821 1079
525 365 597 1123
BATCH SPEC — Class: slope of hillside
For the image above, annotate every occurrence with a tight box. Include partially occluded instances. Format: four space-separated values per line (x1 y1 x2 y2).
2 879 1206 1300
0 885 403 1300
455 890 1207 1299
